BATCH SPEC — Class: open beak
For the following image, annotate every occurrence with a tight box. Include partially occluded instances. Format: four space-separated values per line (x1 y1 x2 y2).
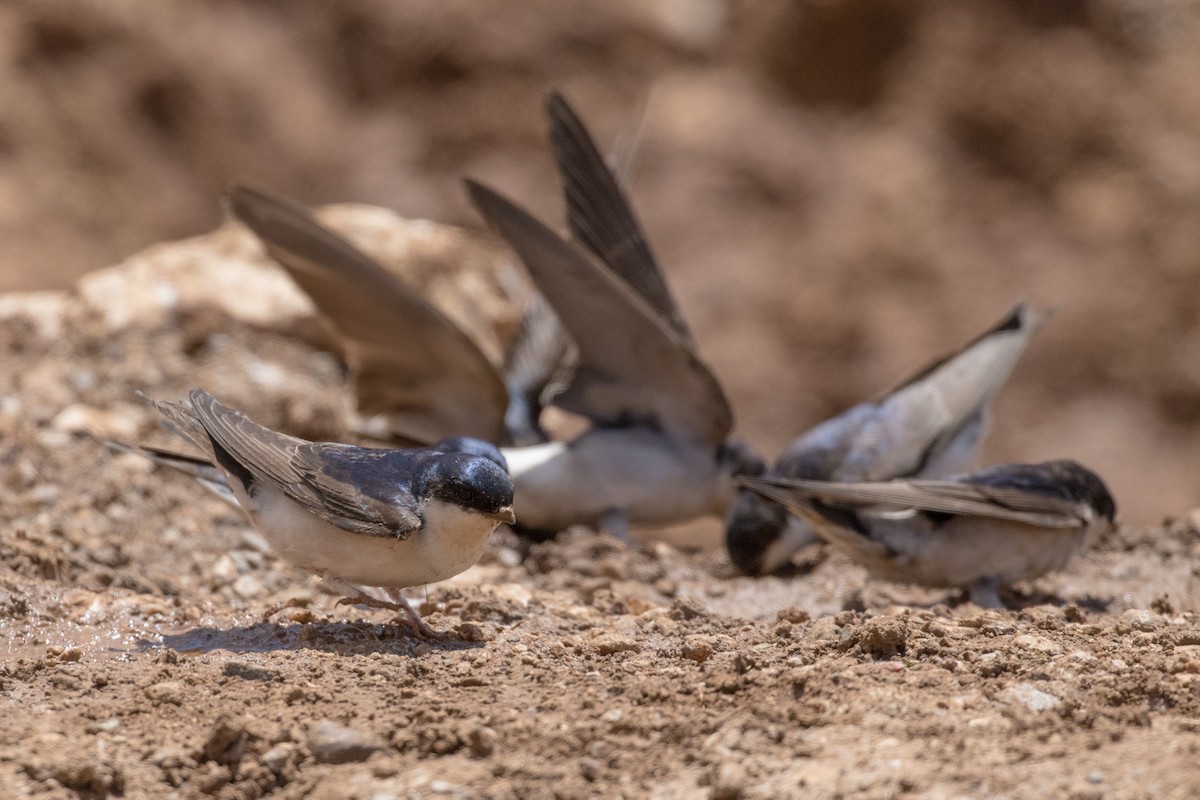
489 505 517 525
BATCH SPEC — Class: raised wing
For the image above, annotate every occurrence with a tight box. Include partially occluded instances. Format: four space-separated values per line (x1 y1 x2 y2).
466 179 732 443
501 294 573 445
186 390 421 538
227 185 508 445
841 303 1044 479
740 473 1087 529
545 91 691 341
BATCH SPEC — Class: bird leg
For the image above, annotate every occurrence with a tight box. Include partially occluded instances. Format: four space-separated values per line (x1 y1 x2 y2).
599 508 634 545
312 575 448 639
967 576 1005 609
383 588 447 640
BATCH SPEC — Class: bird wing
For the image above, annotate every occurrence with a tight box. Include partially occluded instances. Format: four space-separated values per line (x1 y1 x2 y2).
739 475 1087 529
466 179 732 442
227 185 508 445
185 389 421 538
500 293 574 445
843 303 1044 479
106 439 238 507
545 91 691 341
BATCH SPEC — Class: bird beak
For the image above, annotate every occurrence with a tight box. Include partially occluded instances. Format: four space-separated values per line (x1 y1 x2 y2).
488 506 517 525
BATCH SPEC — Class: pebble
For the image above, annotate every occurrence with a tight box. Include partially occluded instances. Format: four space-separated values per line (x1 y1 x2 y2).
681 635 716 662
1000 682 1061 712
307 720 384 764
232 574 265 599
1117 608 1164 634
466 725 497 758
591 633 641 655
258 743 296 774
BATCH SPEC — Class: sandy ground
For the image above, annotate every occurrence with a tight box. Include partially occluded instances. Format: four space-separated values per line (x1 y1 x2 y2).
0 224 1197 799
4 2 1200 798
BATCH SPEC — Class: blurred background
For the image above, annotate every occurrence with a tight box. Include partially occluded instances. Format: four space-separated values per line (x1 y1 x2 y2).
1 0 1199 525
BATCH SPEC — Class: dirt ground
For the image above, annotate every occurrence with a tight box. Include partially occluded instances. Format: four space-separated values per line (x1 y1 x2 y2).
4 1 1200 798
0 209 1195 799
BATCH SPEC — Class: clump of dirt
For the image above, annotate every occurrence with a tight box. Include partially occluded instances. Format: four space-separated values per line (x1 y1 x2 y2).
0 220 1199 798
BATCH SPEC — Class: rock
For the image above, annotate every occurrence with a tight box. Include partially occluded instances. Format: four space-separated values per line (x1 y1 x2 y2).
258 743 296 774
681 635 717 662
1000 683 1061 712
591 633 641 655
851 618 908 658
307 720 384 764
1117 608 1164 633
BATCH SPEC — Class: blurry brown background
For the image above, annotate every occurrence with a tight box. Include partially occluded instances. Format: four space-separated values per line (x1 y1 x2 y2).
1 0 1199 525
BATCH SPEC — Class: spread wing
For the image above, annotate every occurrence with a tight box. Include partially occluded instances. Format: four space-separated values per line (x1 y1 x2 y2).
841 303 1045 479
226 185 508 445
184 389 421 538
466 179 732 442
545 91 690 341
739 474 1087 530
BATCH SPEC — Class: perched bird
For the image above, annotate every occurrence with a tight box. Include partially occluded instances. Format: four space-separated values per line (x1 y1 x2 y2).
135 389 515 636
740 459 1117 607
726 303 1044 575
228 91 762 542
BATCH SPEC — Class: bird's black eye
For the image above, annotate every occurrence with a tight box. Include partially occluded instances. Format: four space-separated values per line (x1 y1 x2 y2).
455 485 476 505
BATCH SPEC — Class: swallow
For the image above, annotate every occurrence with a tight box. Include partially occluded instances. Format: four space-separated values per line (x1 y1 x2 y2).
228 91 762 542
134 389 515 636
740 459 1116 607
725 303 1045 575
465 91 763 540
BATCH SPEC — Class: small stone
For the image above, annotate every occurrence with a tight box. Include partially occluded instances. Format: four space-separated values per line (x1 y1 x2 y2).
232 574 264 600
681 635 716 662
852 618 908 658
591 633 641 655
144 680 186 706
259 743 295 774
307 720 384 764
1117 608 1164 634
1000 682 1061 712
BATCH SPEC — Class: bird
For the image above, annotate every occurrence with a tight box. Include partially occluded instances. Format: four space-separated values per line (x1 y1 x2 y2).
739 459 1117 607
725 303 1045 576
465 91 764 541
227 91 762 543
132 389 515 636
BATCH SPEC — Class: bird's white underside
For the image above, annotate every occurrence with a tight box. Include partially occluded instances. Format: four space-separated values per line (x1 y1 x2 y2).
502 427 724 531
243 484 500 588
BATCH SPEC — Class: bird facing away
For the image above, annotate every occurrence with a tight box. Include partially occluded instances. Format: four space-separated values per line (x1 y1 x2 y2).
726 303 1045 576
227 90 762 543
740 459 1116 607
136 389 515 636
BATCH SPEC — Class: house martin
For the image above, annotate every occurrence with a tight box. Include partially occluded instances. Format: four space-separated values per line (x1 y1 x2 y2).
134 389 515 636
726 303 1045 575
740 459 1116 607
465 92 764 540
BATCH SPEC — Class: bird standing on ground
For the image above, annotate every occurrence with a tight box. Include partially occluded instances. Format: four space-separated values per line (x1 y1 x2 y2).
740 459 1116 607
135 389 515 636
